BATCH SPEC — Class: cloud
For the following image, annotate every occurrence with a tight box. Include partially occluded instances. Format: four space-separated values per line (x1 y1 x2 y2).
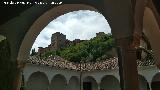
31 10 111 52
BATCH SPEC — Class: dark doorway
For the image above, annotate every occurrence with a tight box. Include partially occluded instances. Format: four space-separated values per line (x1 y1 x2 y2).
83 82 92 90
151 81 160 90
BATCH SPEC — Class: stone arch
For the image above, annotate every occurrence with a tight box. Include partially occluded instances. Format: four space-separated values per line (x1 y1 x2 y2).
133 0 146 36
148 0 160 28
83 76 98 90
151 72 160 90
138 74 150 90
133 0 160 40
49 74 67 90
100 75 120 90
26 71 48 82
67 76 80 90
143 7 160 67
17 4 99 61
17 1 134 62
0 1 141 90
26 71 49 90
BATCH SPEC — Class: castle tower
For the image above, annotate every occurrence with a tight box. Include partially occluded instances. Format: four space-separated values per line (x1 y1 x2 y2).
51 32 67 50
96 32 105 37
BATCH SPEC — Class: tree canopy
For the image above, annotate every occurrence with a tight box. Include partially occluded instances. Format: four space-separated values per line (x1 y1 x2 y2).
41 33 116 63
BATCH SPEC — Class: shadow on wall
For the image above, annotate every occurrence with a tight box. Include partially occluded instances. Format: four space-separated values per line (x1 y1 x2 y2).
26 71 49 90
67 76 80 90
49 74 67 90
0 35 17 90
138 75 150 90
100 75 120 90
151 72 160 90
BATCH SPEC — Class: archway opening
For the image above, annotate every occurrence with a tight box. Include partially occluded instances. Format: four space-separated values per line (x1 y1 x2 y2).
151 72 160 90
100 75 120 90
138 75 150 90
67 76 80 90
83 76 98 90
26 72 49 90
20 4 116 90
29 9 113 63
49 74 67 90
17 4 99 61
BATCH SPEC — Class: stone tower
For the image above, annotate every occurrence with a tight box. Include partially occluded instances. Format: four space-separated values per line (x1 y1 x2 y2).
51 32 66 50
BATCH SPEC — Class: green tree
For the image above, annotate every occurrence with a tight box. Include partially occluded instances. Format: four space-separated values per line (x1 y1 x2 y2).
41 33 116 63
30 48 36 56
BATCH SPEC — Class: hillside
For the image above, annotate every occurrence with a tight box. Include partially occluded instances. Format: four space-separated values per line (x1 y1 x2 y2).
39 33 116 63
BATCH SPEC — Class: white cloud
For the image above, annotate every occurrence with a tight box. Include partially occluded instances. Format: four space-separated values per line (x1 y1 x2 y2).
31 10 111 52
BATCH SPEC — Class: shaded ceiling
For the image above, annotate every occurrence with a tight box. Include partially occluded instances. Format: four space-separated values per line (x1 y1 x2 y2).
0 0 43 25
0 0 159 25
153 0 160 15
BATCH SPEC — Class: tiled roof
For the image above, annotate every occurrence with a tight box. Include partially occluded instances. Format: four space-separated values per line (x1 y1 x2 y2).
27 56 155 71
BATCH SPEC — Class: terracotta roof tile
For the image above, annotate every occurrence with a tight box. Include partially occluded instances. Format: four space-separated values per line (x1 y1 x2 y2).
27 56 155 71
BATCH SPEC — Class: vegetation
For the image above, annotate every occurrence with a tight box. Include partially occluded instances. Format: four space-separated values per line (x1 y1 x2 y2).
30 48 37 56
41 33 116 63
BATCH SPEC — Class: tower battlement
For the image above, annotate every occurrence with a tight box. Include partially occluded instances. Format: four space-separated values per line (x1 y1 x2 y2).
37 32 85 56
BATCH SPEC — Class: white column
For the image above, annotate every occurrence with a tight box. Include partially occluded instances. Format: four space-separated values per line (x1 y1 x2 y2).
148 82 152 90
98 83 101 90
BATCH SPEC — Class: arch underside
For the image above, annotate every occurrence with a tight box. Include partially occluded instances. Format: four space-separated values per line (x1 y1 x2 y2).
100 75 120 90
26 72 49 90
67 76 80 90
138 75 150 90
143 7 160 67
49 74 67 90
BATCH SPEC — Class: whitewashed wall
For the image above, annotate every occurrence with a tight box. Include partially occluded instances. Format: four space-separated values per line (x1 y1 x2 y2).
23 64 160 90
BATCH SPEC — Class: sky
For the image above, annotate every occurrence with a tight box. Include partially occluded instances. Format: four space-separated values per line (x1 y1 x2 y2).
31 10 111 52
